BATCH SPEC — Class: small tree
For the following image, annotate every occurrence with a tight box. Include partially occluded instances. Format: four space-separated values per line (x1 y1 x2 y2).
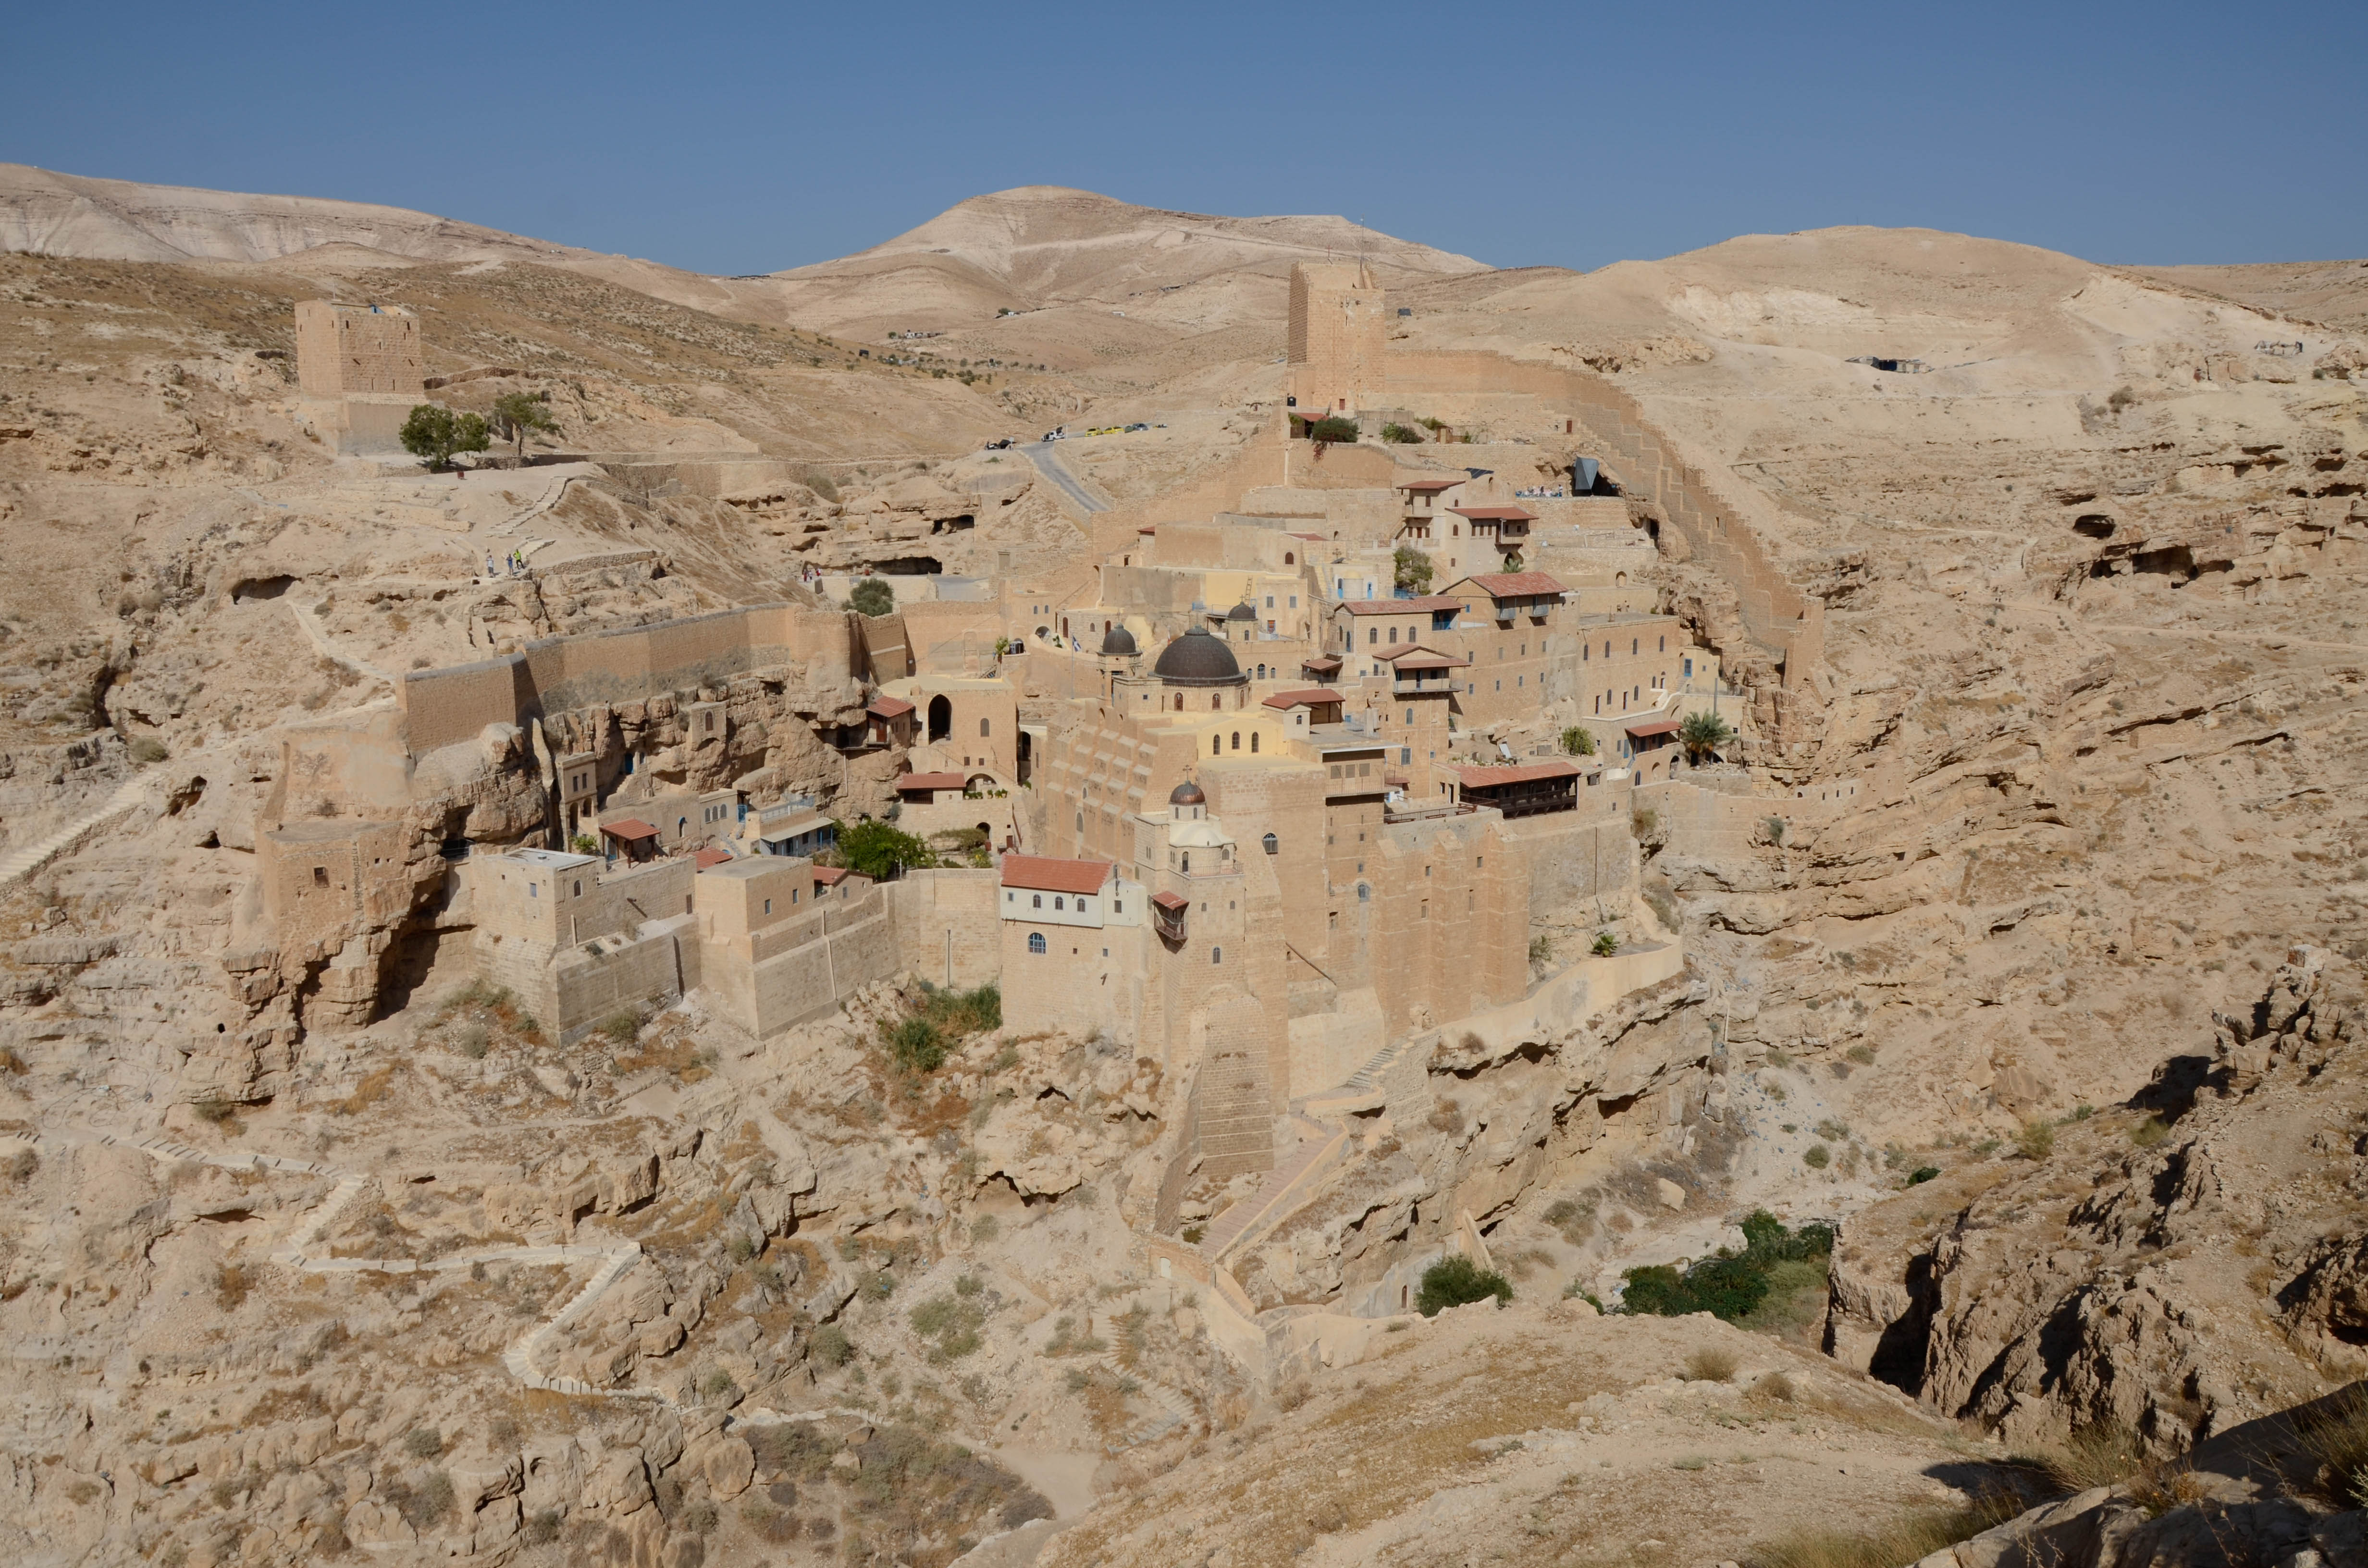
1762 815 1788 846
1677 709 1735 764
1380 422 1421 443
1393 544 1434 593
848 578 896 618
1499 548 1524 572
399 405 490 470
1309 416 1358 444
833 819 934 880
489 391 561 459
1560 725 1596 757
1415 1255 1512 1316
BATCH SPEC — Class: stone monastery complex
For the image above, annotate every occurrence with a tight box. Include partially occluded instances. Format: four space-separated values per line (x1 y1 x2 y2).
259 272 1829 1230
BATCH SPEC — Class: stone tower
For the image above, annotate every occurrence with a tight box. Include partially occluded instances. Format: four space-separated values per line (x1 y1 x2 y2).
1286 260 1387 419
294 301 424 399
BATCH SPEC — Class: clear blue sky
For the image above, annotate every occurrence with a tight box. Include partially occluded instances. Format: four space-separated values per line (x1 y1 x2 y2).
6 0 2362 276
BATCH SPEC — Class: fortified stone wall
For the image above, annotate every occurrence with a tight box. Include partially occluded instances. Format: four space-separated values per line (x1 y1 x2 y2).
887 870 1003 991
398 603 858 756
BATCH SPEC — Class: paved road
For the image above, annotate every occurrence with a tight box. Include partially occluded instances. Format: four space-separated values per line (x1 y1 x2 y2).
1021 441 1109 514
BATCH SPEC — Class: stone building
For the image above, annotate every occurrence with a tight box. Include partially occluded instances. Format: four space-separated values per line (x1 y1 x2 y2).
292 300 426 455
1287 261 1389 419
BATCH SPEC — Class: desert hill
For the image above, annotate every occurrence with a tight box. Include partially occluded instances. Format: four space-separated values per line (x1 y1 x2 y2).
757 184 1485 337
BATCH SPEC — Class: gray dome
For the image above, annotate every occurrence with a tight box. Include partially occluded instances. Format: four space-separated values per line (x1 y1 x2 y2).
1169 779 1207 806
1098 624 1138 656
1153 626 1246 686
1224 600 1257 622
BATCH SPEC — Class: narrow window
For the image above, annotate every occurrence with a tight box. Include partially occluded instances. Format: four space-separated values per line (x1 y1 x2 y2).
1054 895 1064 911
1211 946 1222 964
980 717 990 737
764 898 772 915
1033 894 1042 908
1212 735 1222 756
1262 832 1277 854
1230 731 1240 751
312 866 329 888
573 880 581 897
1250 733 1260 753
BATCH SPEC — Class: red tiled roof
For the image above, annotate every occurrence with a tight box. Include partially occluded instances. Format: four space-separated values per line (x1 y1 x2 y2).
1451 760 1581 788
601 818 659 841
1262 688 1344 709
1136 526 1158 534
1398 477 1460 492
896 772 966 792
1286 531 1327 541
694 847 733 869
1452 571 1568 600
1301 654 1343 670
1448 505 1539 521
1337 595 1460 616
1626 719 1682 738
1382 649 1468 671
867 696 915 719
813 866 851 887
1150 891 1189 912
999 855 1113 895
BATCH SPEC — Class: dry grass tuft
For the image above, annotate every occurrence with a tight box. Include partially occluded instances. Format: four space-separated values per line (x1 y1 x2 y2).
2298 1384 2368 1509
1680 1347 1738 1384
1751 1493 2022 1568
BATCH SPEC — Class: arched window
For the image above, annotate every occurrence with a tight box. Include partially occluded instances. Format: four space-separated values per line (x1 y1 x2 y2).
1285 551 1295 564
1211 735 1222 756
1250 733 1260 753
1230 731 1240 751
1210 694 1221 710
1174 693 1184 710
1053 895 1065 911
678 816 688 835
572 881 581 897
1027 932 1046 954
1032 894 1042 908
1181 852 1191 873
979 716 990 737
1211 946 1222 964
1357 882 1369 901
1262 832 1277 854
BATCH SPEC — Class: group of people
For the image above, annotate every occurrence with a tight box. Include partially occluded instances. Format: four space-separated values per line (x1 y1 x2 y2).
483 549 528 579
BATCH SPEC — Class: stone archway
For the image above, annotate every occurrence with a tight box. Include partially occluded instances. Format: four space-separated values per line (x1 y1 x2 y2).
927 695 951 743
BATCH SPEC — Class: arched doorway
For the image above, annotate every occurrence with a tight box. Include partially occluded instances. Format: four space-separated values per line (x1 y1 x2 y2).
927 695 951 743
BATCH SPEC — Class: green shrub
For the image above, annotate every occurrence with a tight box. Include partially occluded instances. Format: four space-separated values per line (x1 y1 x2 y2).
600 1008 643 1045
1846 1044 1876 1066
1763 815 1788 846
402 1427 443 1460
1908 1165 1941 1186
1380 422 1421 443
1802 1144 1831 1169
1591 931 1618 957
1415 1255 1512 1316
910 1289 987 1361
192 1098 237 1125
1308 416 1359 443
849 577 897 617
808 1323 854 1367
2130 1115 2170 1148
1616 1210 1834 1324
2017 1119 2056 1160
128 735 169 764
1560 725 1596 757
835 819 934 879
888 1016 946 1073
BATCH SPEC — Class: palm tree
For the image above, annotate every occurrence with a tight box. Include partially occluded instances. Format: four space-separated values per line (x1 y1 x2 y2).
1677 709 1735 764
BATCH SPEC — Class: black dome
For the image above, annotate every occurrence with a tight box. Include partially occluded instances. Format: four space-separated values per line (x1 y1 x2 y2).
1224 600 1257 622
1169 780 1206 806
1152 626 1246 686
1098 624 1138 656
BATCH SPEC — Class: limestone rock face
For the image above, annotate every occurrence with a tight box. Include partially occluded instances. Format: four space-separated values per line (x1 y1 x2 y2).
1828 946 2365 1449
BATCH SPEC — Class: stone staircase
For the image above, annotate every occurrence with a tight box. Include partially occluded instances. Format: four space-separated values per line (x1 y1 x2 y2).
1199 1115 1345 1260
0 773 153 884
